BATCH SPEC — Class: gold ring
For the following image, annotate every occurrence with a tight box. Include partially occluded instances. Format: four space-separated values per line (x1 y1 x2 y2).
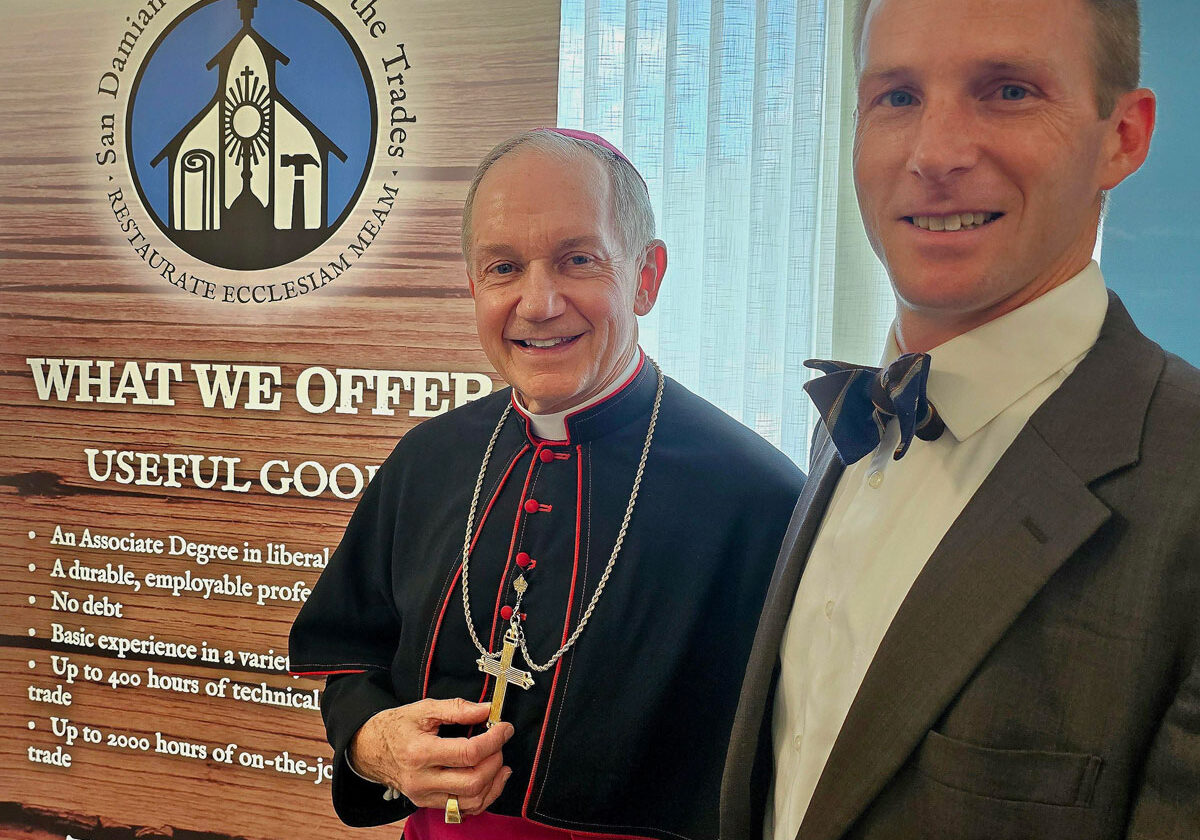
444 796 462 824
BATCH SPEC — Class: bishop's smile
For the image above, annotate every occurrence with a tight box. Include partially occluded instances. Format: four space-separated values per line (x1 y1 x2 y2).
512 334 583 350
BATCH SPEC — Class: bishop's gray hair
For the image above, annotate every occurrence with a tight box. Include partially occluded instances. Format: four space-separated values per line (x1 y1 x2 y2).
460 130 655 262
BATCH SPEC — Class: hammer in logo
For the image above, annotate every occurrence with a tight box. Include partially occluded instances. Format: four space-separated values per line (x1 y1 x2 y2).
281 153 319 229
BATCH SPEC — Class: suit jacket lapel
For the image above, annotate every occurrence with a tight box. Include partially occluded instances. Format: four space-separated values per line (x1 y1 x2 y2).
796 294 1164 840
723 430 844 838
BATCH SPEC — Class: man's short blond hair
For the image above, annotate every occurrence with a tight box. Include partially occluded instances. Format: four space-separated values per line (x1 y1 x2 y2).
851 0 1140 117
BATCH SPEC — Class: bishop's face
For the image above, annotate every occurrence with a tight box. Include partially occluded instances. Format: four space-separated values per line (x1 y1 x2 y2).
466 149 664 415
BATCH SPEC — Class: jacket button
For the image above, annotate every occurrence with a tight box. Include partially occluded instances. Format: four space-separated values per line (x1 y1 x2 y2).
516 552 532 568
539 449 555 463
500 605 514 621
523 499 540 513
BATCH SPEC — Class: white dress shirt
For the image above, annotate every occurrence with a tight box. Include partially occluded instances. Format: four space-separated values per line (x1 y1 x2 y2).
768 262 1109 840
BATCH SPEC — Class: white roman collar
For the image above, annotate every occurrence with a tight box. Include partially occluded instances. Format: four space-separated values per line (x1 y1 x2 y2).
513 349 644 442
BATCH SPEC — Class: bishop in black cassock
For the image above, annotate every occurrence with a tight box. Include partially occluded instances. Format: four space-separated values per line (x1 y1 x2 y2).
291 353 802 838
289 128 804 840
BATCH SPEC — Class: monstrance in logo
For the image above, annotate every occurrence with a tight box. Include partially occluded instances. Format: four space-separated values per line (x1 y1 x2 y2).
127 0 376 271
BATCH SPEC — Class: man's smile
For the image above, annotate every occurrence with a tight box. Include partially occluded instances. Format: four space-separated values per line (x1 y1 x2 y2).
904 212 1004 231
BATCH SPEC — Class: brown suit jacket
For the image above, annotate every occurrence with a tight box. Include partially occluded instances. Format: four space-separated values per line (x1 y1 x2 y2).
720 295 1200 840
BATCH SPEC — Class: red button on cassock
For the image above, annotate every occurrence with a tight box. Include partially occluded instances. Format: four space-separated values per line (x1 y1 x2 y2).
523 499 539 513
539 449 555 463
500 606 514 621
516 552 531 568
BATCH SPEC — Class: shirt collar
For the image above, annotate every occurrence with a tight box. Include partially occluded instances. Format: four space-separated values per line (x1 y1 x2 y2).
512 349 645 442
883 261 1108 442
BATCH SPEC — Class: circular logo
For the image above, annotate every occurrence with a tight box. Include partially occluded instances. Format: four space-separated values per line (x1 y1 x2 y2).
127 0 377 271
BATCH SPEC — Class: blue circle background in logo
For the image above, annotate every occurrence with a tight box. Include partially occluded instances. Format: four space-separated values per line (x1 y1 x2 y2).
128 0 376 269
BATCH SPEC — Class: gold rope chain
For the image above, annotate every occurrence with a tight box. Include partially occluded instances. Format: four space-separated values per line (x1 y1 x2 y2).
459 359 664 673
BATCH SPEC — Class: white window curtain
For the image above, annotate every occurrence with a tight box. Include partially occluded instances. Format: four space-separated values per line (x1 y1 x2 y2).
558 0 893 464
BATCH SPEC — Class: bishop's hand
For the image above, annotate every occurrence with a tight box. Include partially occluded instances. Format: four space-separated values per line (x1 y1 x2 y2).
349 697 514 816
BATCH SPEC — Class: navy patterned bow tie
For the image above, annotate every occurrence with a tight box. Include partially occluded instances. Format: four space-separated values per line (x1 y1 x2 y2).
802 354 946 465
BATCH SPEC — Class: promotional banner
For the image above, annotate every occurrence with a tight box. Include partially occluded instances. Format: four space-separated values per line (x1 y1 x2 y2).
0 1 558 837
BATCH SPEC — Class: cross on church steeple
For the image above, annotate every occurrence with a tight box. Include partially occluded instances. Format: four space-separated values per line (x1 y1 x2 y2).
238 0 258 29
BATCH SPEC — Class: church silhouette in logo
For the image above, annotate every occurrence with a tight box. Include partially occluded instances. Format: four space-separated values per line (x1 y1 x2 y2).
150 0 349 270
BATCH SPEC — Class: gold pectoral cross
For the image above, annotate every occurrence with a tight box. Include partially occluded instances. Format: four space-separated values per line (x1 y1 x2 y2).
477 626 535 728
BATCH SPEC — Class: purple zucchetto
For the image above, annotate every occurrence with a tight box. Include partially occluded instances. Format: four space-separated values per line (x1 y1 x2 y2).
533 127 646 185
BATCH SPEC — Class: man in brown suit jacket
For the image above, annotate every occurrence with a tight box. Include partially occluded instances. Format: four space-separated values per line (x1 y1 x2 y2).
721 1 1199 838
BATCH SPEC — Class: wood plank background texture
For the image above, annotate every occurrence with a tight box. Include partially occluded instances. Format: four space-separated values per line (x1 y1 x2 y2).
0 1 559 837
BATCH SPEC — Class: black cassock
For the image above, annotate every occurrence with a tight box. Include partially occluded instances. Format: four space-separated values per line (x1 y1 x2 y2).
290 359 804 839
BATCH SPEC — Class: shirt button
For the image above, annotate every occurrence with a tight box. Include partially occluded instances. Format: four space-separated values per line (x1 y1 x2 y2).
792 733 804 751
824 599 835 619
867 470 884 489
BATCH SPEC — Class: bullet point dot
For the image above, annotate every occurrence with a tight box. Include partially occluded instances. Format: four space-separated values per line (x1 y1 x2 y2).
28 531 36 540
28 721 35 730
28 564 36 572
28 660 36 669
28 628 36 637
29 596 36 605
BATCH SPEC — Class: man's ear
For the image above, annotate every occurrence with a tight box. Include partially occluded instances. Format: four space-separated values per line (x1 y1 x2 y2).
1099 87 1156 191
634 240 667 316
467 271 476 298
